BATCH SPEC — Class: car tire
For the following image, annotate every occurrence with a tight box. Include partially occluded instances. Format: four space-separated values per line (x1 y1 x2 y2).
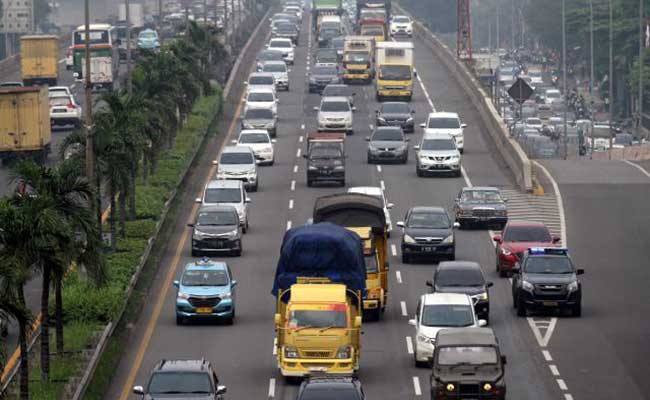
414 352 429 368
571 303 582 317
516 296 527 317
448 253 456 261
402 253 410 264
233 248 242 257
402 156 408 164
416 168 424 177
340 179 346 187
455 169 463 178
176 315 184 325
366 308 381 322
191 248 199 257
268 159 275 166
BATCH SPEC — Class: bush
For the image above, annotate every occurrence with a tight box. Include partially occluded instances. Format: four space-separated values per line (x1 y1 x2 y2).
61 274 123 323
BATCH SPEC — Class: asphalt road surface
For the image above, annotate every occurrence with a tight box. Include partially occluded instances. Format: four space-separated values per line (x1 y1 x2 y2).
102 13 593 400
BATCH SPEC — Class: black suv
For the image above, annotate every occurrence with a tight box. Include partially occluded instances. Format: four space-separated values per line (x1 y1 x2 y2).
397 206 459 263
511 247 584 317
427 261 494 324
133 359 227 399
297 376 365 400
431 328 506 400
304 142 346 187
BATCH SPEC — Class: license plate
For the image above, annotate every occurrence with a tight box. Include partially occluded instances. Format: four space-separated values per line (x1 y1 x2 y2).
423 246 433 252
308 366 327 372
196 307 213 314
380 152 393 157
543 301 558 307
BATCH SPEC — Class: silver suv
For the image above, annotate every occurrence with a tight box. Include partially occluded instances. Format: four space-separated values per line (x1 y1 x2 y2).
314 96 355 134
215 146 259 191
196 179 251 232
414 133 462 177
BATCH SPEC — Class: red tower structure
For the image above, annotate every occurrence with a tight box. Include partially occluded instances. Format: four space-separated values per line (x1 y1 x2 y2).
457 0 472 60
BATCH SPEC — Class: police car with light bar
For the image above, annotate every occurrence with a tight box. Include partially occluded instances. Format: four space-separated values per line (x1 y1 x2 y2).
511 248 584 317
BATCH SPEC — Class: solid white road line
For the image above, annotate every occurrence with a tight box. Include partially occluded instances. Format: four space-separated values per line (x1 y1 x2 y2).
412 377 422 396
268 378 276 399
531 160 568 246
369 123 374 130
288 199 294 209
293 165 298 173
557 379 568 391
391 244 397 256
623 159 650 180
290 180 296 191
549 364 560 376
405 336 414 354
286 220 292 230
396 270 402 283
400 301 407 316
460 165 473 187
542 350 553 361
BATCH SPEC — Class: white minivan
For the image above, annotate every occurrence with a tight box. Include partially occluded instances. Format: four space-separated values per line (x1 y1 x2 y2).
420 112 467 153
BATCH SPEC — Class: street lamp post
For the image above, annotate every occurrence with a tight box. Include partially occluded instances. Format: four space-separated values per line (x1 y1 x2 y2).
562 0 568 159
84 0 94 180
639 0 644 139
125 0 132 95
609 0 614 153
589 0 595 155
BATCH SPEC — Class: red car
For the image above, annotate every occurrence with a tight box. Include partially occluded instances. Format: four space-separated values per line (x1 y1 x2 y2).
492 220 560 277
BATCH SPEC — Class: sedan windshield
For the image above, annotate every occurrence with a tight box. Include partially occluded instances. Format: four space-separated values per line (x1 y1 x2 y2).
249 76 274 85
196 211 238 226
263 63 287 73
421 139 456 151
437 346 498 366
503 226 551 242
313 65 337 75
248 92 274 102
220 152 254 164
427 118 460 129
421 304 474 327
204 188 241 203
270 40 291 48
321 101 349 112
245 109 273 119
148 372 213 394
381 102 409 114
239 133 270 143
461 190 502 202
436 268 485 287
323 86 350 97
372 129 403 141
407 212 449 229
524 256 574 274
288 307 347 328
257 50 284 61
393 16 410 23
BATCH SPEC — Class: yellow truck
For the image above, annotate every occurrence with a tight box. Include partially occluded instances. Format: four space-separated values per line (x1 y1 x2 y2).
375 41 414 101
20 35 60 86
313 193 389 321
342 36 374 84
272 223 365 379
0 86 52 163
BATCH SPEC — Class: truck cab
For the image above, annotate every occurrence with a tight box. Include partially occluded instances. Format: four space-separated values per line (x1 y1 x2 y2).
272 223 366 378
375 41 414 102
313 193 389 321
342 36 375 84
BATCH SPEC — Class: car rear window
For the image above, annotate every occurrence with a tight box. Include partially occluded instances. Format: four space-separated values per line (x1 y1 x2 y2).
503 226 551 242
436 268 485 287
249 76 274 85
220 152 254 164
147 372 212 394
427 117 460 129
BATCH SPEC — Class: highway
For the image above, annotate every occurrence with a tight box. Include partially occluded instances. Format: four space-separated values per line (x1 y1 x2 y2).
105 11 579 400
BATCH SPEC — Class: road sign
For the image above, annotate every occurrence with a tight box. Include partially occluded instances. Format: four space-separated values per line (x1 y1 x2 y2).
508 78 534 104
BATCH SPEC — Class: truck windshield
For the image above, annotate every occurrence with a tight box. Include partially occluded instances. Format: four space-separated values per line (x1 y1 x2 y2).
361 27 383 36
310 147 342 159
421 304 474 327
378 65 411 81
437 346 498 366
344 53 369 63
288 308 347 328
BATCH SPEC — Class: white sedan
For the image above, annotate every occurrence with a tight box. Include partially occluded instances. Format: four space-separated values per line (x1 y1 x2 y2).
243 88 278 116
233 130 276 166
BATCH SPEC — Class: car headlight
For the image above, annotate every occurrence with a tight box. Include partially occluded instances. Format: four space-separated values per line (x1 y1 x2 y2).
483 383 493 392
376 117 386 123
334 165 345 170
336 345 351 359
477 291 488 301
521 280 535 292
397 144 407 151
441 235 454 244
284 346 298 359
193 230 209 239
449 155 460 161
501 248 512 256
406 117 413 123
416 333 431 343
308 165 317 170
567 281 579 292
220 291 232 299
446 383 455 391
177 291 190 300
224 230 238 239
404 234 415 244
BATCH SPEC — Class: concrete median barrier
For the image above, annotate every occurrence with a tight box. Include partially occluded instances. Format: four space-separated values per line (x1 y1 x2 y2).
394 4 533 192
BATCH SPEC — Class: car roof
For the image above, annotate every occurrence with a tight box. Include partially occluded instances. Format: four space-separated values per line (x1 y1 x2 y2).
247 87 275 94
505 220 548 228
347 186 382 196
205 179 243 189
270 37 292 43
249 72 275 78
427 111 459 119
198 204 238 214
321 96 349 103
435 327 499 347
422 133 454 140
409 206 446 214
153 359 212 372
436 261 482 272
185 259 228 272
422 292 472 306
240 129 270 136
462 186 500 192
222 145 254 154
262 60 287 66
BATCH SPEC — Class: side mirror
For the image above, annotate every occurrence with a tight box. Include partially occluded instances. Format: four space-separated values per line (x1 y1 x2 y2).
413 145 420 151
486 281 494 288
352 106 357 112
276 99 279 103
354 316 362 328
576 268 585 275
511 264 521 273
133 386 145 395
405 137 410 142
425 280 433 287
501 355 507 365
492 234 502 243
461 123 468 128
302 153 308 159
352 92 357 96
231 280 238 287
413 70 417 77
271 139 277 143
408 318 417 326
478 319 487 327
187 223 195 228
245 197 252 203
552 235 561 243
212 160 219 165
411 110 416 114
195 197 202 203
243 81 248 85
396 221 404 228
365 136 371 141
419 123 426 128
173 280 179 288
386 203 394 209
216 386 227 395
231 139 237 144
453 222 460 229
313 106 319 111
73 72 79 78
274 313 281 325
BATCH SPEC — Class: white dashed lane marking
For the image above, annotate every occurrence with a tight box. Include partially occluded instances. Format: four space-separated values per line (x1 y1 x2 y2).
390 244 397 256
400 301 407 316
412 377 422 396
405 336 413 354
286 220 292 230
395 270 402 283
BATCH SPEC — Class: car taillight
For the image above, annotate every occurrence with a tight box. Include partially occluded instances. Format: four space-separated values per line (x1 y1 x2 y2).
67 103 77 109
